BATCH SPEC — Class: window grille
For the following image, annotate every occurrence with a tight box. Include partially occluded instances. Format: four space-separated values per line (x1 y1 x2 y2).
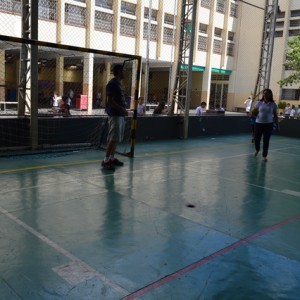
213 39 222 54
211 75 230 81
164 13 175 25
281 89 300 100
0 0 21 14
201 0 211 9
121 1 136 15
214 28 222 38
276 21 284 28
228 31 234 41
65 4 86 27
227 42 234 56
144 7 158 21
199 23 208 34
291 10 300 18
230 3 238 18
95 0 113 10
95 11 113 32
216 0 226 14
120 17 136 37
198 35 208 51
275 31 283 38
38 0 57 21
290 20 300 27
289 29 300 36
277 11 285 19
143 22 158 41
163 27 175 45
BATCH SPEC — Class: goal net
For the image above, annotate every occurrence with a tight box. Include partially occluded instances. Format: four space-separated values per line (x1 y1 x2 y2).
0 35 141 157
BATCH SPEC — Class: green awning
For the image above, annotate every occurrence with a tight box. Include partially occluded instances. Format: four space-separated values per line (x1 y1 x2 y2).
211 68 232 75
180 65 205 72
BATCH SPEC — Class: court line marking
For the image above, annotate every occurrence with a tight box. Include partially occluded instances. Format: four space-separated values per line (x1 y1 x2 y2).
122 213 300 300
0 205 129 296
0 143 295 174
0 159 102 174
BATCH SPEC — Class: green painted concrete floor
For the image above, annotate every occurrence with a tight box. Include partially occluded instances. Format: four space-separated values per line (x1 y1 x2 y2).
0 134 300 300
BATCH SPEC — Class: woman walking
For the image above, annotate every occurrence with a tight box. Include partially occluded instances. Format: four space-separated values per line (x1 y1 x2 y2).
253 88 279 162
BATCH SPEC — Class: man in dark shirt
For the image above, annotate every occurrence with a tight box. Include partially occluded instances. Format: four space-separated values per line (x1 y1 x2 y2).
102 64 128 170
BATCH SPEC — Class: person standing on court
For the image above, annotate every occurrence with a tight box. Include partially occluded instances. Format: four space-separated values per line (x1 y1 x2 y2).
102 64 128 170
253 88 279 162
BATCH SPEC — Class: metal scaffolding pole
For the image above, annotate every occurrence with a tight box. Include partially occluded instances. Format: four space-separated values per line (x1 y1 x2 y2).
169 0 197 120
253 0 278 100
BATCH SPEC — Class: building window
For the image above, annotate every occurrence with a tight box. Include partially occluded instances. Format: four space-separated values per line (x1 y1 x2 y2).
216 0 226 14
213 39 222 54
143 22 158 41
199 23 208 34
275 31 283 38
228 31 234 41
0 0 21 14
65 4 86 27
276 21 284 28
214 27 222 38
291 10 300 18
277 11 285 19
95 11 113 32
281 89 300 100
163 27 175 44
144 7 158 21
121 1 136 15
230 3 238 18
38 0 57 21
164 13 175 25
201 0 211 9
198 35 208 51
95 0 113 10
290 20 300 27
227 42 234 56
73 0 85 3
289 29 300 37
120 17 136 37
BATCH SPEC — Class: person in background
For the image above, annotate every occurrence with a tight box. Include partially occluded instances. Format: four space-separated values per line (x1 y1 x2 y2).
137 96 145 116
102 64 128 171
284 103 291 117
96 91 102 108
215 104 225 111
289 105 296 119
253 88 279 162
68 89 74 105
195 101 207 116
244 96 252 115
52 91 61 113
153 101 166 115
296 104 300 118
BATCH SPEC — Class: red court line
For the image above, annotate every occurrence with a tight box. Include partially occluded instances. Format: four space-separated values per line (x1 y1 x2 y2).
122 213 300 300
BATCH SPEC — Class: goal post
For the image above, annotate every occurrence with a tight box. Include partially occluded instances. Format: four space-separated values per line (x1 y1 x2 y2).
0 34 142 157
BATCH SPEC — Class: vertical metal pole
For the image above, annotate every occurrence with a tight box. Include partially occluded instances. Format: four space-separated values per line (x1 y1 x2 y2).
183 0 198 139
31 0 39 149
144 0 152 105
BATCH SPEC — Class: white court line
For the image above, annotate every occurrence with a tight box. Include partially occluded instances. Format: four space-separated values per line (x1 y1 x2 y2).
0 205 129 296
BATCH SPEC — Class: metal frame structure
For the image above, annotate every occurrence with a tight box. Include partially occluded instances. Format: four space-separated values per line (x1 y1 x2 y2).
252 0 279 100
168 0 198 119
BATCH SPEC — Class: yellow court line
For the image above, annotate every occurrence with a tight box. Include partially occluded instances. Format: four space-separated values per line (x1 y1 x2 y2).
0 139 289 174
0 159 101 174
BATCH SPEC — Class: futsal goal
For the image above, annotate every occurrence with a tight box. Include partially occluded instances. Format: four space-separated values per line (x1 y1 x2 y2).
0 35 142 157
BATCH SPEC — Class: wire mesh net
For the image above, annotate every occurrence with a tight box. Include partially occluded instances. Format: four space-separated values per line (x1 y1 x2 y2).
0 35 140 155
